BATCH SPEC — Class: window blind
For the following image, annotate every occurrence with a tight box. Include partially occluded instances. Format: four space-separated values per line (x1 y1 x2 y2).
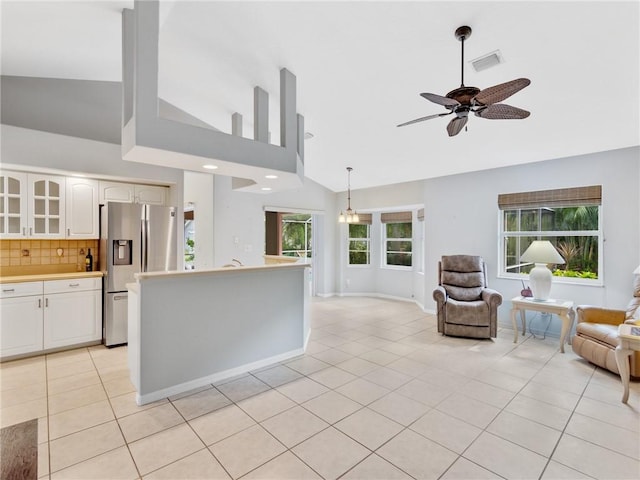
498 185 602 210
381 211 412 223
352 213 372 225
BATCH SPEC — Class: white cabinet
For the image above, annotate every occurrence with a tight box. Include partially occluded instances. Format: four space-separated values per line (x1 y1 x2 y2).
0 171 67 239
100 181 135 204
0 277 102 359
27 174 66 238
66 177 99 238
100 181 167 206
135 185 167 205
0 282 44 357
1 170 169 240
43 278 101 349
0 171 28 238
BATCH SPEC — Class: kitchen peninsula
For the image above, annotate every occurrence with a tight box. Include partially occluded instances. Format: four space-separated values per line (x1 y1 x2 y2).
127 262 311 405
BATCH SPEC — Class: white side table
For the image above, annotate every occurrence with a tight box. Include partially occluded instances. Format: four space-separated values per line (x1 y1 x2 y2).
615 324 640 404
511 296 575 353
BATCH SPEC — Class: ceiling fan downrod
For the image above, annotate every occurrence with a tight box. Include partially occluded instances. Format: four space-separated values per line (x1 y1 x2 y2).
455 26 472 87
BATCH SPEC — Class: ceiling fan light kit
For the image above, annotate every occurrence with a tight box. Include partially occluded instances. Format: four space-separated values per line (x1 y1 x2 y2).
398 26 531 136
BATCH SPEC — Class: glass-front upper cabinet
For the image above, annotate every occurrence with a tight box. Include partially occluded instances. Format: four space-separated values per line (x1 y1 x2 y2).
27 174 66 238
0 171 28 238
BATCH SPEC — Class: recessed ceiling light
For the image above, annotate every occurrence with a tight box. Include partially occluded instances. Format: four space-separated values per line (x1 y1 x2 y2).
265 174 278 179
261 187 272 191
304 132 314 140
203 164 218 170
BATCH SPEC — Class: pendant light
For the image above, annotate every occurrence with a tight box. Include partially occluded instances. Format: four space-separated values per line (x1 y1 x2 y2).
338 167 359 223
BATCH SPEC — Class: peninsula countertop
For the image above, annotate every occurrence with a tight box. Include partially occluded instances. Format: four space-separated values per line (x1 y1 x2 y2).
133 262 310 281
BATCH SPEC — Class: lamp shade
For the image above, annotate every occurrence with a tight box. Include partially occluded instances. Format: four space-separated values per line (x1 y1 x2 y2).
521 241 565 301
521 241 565 265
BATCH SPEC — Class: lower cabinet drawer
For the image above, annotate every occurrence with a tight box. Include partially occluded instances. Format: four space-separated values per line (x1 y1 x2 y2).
44 277 101 294
0 282 43 299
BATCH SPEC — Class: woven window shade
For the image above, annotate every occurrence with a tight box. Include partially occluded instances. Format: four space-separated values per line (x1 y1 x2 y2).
381 211 412 223
353 213 372 225
417 208 424 221
498 185 602 210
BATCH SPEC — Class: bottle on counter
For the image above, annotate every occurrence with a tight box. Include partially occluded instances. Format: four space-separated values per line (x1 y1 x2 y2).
85 248 93 272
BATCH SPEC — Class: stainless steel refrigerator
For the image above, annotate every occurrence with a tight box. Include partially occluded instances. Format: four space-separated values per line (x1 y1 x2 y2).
100 202 177 346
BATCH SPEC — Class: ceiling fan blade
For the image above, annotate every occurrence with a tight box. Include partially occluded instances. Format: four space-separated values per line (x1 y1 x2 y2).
473 78 531 105
446 116 468 137
420 92 460 107
475 104 530 119
397 112 451 127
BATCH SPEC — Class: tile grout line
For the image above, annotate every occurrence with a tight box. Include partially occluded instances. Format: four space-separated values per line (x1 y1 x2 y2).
91 345 145 480
44 352 51 480
10 298 637 479
537 365 598 479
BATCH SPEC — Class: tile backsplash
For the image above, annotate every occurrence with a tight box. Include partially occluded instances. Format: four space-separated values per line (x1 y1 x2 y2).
0 239 99 276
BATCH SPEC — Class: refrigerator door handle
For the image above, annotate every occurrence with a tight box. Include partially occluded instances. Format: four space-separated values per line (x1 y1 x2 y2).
141 218 147 272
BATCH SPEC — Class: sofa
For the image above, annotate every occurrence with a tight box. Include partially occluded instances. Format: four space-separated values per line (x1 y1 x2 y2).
572 274 640 377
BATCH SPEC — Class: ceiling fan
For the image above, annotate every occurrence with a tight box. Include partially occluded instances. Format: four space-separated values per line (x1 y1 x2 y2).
397 26 531 137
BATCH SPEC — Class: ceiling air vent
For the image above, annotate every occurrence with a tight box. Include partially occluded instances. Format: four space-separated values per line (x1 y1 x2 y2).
470 50 503 72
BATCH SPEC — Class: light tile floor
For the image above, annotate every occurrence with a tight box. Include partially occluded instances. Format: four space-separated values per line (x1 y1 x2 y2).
1 296 639 479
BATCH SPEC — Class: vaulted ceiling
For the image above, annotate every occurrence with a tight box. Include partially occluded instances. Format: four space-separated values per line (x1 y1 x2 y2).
2 1 638 191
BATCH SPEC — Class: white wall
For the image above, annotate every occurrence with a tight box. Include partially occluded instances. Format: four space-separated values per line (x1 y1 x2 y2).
183 171 214 270
336 181 425 305
423 146 640 334
212 174 336 296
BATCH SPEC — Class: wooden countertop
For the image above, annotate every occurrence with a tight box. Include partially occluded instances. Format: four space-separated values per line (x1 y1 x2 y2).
0 271 104 284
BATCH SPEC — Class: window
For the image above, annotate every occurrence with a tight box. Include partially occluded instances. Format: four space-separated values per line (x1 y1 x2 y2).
417 208 425 273
382 211 412 268
184 205 195 270
499 186 602 282
281 214 312 258
348 222 370 265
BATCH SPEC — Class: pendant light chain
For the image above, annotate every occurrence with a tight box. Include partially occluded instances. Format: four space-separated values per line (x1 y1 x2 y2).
338 167 359 223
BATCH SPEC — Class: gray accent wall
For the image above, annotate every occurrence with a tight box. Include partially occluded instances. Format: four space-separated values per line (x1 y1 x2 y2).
423 146 640 335
0 75 220 145
1 76 122 144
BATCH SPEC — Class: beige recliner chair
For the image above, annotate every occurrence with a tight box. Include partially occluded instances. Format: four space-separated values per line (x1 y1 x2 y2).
573 274 640 377
433 255 502 339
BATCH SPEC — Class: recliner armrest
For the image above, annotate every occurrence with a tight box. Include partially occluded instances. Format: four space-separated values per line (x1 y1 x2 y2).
433 286 447 304
481 288 503 308
576 305 625 326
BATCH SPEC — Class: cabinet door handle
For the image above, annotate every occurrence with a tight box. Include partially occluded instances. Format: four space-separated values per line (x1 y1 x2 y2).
2 288 15 292
69 283 80 287
38 298 42 308
23 227 26 236
29 227 33 236
67 228 70 236
114 295 127 301
45 298 48 308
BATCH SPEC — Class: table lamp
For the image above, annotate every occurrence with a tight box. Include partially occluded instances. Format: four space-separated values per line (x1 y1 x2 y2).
520 240 565 301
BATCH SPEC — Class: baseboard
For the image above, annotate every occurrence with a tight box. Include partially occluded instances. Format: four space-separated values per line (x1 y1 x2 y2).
135 346 305 406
